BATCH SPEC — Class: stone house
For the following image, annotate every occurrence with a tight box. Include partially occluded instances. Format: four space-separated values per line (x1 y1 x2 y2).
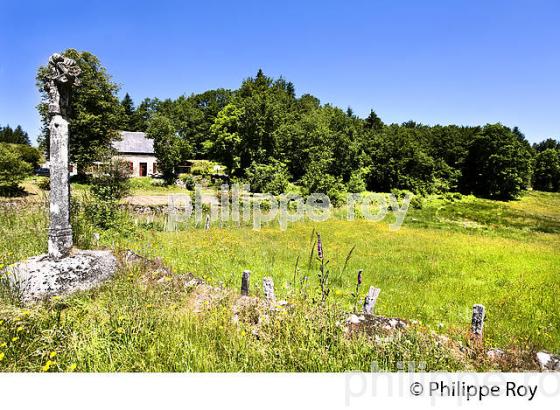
40 131 157 177
112 131 157 177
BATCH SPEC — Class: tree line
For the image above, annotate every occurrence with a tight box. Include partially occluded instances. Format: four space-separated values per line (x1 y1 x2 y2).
35 49 560 200
0 125 30 145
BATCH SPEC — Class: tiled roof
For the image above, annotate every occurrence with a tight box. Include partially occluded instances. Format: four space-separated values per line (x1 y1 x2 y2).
112 131 154 154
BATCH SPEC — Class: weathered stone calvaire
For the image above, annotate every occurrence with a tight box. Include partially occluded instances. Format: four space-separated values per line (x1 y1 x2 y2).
1 53 117 303
45 53 81 259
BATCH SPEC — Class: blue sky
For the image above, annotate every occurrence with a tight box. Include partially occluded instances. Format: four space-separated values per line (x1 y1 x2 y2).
1 0 559 144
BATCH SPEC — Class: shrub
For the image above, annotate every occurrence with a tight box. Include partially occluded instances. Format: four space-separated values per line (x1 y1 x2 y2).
85 160 131 230
244 161 290 195
347 168 368 193
0 144 32 194
301 164 347 206
8 144 42 169
179 174 196 190
37 177 50 191
190 160 216 176
90 159 131 202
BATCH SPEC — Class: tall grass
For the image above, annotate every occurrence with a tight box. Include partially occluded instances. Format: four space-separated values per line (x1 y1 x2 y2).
0 190 559 371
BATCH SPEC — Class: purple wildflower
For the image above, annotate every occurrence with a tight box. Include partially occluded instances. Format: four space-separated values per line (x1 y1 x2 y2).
317 233 323 259
357 269 363 285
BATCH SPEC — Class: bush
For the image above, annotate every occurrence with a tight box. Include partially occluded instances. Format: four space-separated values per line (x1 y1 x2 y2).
85 160 131 230
0 144 32 193
244 161 290 195
301 162 347 206
37 177 50 191
179 174 196 190
347 168 368 193
190 160 216 176
8 144 42 169
90 160 131 202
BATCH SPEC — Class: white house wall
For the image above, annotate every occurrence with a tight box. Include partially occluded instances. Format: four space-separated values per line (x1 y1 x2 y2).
115 154 157 177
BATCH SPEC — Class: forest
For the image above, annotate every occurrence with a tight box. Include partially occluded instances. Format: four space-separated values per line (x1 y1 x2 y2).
27 49 560 200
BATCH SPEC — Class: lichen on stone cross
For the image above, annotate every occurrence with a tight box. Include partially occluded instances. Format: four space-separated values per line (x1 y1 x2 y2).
44 53 81 260
44 53 81 117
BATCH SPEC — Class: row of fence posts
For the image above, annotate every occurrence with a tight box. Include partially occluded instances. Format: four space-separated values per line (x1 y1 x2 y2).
239 270 486 340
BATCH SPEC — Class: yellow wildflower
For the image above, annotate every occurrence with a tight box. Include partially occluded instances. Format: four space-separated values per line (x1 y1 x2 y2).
49 351 57 359
67 363 77 372
116 327 125 334
0 342 6 348
240 330 246 337
11 337 18 342
0 352 4 361
42 360 55 372
16 326 24 332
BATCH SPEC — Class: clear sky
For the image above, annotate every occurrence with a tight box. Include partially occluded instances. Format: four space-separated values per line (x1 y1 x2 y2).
1 0 559 144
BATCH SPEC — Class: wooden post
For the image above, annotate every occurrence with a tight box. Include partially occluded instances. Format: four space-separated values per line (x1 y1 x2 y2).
263 277 275 301
205 214 210 230
363 286 381 315
471 304 485 339
241 270 251 296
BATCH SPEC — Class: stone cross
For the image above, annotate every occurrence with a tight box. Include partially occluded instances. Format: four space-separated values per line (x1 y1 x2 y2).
44 53 81 260
471 304 485 339
262 277 275 301
363 286 381 315
241 270 251 296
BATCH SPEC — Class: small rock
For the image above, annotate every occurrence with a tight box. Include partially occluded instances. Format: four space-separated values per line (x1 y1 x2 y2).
487 348 505 360
536 352 560 371
124 249 144 264
346 314 361 325
184 277 205 288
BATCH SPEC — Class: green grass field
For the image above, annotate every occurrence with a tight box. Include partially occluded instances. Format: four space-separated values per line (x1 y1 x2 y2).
116 192 560 351
0 189 558 371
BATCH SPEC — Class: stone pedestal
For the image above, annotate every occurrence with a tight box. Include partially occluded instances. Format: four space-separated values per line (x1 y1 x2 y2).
3 250 117 303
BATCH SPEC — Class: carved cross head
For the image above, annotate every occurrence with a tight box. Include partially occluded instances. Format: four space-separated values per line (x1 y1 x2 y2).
44 53 82 116
47 53 81 86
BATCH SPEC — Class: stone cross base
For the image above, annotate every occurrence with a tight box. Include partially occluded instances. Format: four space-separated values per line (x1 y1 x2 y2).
48 228 73 260
2 250 117 303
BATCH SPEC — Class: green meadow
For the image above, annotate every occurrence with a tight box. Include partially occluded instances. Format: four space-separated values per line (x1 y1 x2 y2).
0 189 559 371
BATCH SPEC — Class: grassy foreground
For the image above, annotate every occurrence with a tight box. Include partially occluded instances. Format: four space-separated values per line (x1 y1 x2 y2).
0 190 558 371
